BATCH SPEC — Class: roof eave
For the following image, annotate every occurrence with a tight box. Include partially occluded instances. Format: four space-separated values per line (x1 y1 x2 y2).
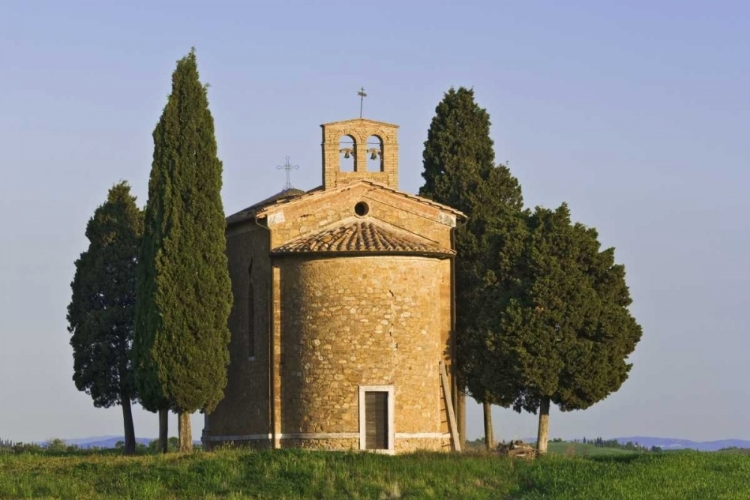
321 118 400 128
270 250 455 259
255 179 467 221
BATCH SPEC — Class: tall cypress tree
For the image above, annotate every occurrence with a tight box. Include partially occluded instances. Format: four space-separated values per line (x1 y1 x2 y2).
420 87 524 448
420 87 495 215
134 49 233 453
67 181 143 455
488 204 642 453
459 165 527 450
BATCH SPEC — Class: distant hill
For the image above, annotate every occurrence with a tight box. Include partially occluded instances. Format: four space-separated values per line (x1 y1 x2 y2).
490 436 750 452
614 437 750 452
53 435 750 451
52 436 202 449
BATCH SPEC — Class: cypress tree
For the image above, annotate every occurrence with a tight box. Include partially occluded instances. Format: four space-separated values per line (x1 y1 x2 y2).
420 87 524 449
489 204 643 453
134 49 233 453
460 165 528 450
420 87 495 215
67 181 143 455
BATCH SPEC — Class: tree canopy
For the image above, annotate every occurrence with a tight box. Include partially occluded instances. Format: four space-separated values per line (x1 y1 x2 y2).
420 87 513 340
67 181 143 454
420 87 527 447
480 203 643 452
420 87 496 215
134 49 233 453
420 87 642 454
459 165 527 404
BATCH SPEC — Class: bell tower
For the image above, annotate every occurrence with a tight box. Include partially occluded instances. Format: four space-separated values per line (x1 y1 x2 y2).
321 118 399 190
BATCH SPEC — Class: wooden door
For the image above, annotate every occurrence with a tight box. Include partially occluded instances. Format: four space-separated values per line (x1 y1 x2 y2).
365 391 388 450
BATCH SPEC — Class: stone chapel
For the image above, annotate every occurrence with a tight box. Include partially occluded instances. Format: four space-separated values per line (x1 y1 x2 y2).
202 118 465 453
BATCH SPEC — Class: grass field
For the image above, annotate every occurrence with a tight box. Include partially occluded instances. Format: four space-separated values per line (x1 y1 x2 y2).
1 448 749 499
546 441 637 456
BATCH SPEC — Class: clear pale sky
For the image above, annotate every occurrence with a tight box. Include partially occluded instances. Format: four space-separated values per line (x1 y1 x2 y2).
1 0 748 444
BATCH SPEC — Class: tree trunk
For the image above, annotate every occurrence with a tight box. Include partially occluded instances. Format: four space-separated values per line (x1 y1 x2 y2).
121 396 136 455
483 400 494 450
178 411 193 453
458 391 466 449
536 396 551 454
158 408 168 453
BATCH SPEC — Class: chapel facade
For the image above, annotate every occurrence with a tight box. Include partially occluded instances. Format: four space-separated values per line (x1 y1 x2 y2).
202 118 465 453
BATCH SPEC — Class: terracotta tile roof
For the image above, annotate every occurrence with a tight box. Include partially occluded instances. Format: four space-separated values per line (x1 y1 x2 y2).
272 219 454 256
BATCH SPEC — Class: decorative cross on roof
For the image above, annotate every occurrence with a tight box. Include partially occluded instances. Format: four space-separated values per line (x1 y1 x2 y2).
358 87 367 118
276 156 299 190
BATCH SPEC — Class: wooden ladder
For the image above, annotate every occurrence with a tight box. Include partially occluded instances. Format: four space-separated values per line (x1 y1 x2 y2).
439 360 461 452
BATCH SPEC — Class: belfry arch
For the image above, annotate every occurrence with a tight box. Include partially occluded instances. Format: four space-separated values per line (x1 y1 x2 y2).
338 135 357 172
321 119 399 189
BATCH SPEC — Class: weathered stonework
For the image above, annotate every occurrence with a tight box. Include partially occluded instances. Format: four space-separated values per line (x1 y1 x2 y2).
321 119 399 189
281 438 360 451
277 256 451 443
206 223 271 438
395 437 452 453
204 117 465 454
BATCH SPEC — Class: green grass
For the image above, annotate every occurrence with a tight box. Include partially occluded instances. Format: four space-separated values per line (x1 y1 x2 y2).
546 441 637 456
1 448 749 499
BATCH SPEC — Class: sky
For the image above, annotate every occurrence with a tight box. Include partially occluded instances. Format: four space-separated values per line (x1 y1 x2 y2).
1 0 748 444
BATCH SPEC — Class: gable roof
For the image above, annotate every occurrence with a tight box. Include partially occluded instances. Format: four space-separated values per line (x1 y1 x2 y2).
226 187 311 226
321 117 399 129
225 179 465 228
272 218 454 257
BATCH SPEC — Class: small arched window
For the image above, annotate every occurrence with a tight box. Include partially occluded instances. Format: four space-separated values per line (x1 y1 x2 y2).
339 135 356 172
366 135 383 172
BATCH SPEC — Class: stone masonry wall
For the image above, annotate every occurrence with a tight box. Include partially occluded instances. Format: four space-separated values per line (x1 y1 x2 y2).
396 438 452 453
264 183 457 252
275 255 453 452
321 119 399 190
206 221 271 442
281 438 360 451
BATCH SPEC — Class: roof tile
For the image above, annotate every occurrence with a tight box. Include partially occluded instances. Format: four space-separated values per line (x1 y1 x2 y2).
272 220 453 256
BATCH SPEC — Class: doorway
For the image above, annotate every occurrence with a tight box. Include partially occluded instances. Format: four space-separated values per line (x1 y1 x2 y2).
358 385 394 452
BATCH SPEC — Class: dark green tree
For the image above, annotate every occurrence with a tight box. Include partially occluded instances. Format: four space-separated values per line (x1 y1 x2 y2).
420 87 495 215
134 49 233 453
487 204 642 453
67 181 143 455
420 87 524 449
459 166 528 450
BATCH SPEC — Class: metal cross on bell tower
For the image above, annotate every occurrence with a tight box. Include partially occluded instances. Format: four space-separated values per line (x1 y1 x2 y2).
277 156 299 190
358 87 367 118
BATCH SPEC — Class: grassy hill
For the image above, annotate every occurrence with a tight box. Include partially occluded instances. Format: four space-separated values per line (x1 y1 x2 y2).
1 448 750 499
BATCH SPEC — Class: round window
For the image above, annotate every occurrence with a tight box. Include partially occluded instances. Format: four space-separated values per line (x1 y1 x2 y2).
354 202 369 216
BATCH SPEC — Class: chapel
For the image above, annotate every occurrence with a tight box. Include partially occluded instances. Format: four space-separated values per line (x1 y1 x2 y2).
202 117 465 453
